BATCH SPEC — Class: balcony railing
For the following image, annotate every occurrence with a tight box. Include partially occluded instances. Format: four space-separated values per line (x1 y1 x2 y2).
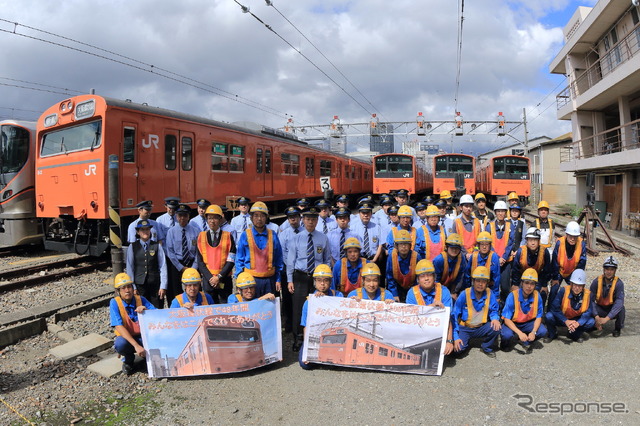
556 23 640 110
560 119 640 163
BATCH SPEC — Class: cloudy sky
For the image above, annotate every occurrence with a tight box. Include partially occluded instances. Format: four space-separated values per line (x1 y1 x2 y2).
0 0 597 153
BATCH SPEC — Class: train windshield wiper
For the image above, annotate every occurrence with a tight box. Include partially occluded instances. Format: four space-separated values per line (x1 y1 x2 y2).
89 130 100 151
60 137 68 154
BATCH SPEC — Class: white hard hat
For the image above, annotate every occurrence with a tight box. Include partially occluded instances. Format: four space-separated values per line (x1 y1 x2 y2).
569 269 587 285
459 194 474 205
566 221 581 236
493 200 508 211
525 227 541 239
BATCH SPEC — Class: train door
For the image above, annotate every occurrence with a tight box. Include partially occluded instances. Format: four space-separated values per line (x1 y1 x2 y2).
179 131 195 202
162 131 179 203
121 123 138 210
256 145 273 198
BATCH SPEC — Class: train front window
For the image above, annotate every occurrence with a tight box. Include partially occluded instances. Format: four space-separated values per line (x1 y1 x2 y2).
207 328 260 342
321 333 347 344
375 156 413 178
435 155 473 177
494 157 529 179
40 120 102 157
0 124 29 173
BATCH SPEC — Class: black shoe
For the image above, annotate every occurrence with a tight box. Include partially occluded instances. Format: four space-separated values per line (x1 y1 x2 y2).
612 330 621 337
121 362 134 376
542 337 554 344
483 350 496 358
574 337 584 343
524 344 533 354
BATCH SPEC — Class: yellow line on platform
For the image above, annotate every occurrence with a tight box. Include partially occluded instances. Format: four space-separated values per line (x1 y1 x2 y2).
8 254 68 266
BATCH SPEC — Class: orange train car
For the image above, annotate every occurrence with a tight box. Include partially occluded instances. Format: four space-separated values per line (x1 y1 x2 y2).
372 153 432 196
476 155 530 201
173 315 265 376
432 153 475 196
35 95 372 255
317 327 421 368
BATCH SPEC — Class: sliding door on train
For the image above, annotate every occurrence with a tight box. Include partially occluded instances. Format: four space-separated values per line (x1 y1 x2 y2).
178 131 195 202
121 123 138 212
256 145 273 198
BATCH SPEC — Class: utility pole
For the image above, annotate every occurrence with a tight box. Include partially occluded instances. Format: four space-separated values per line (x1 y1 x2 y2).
523 107 529 155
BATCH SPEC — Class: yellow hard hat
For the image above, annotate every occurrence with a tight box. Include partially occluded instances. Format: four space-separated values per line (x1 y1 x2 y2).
313 264 332 278
425 205 440 217
343 237 361 251
415 259 435 275
397 205 413 217
445 233 462 247
472 266 490 280
476 231 492 244
182 268 201 284
114 273 133 289
250 201 269 215
521 268 539 283
236 271 257 289
361 262 381 277
475 193 486 201
507 192 519 201
205 204 224 217
394 229 413 244
440 190 452 200
537 200 550 210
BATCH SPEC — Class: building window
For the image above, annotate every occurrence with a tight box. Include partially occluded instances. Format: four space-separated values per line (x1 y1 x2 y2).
181 137 192 171
229 145 245 172
165 135 176 170
604 175 616 186
212 142 228 171
123 127 135 163
281 153 300 175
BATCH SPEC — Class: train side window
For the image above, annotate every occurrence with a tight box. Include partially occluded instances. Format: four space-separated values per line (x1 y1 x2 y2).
364 169 370 180
257 148 263 173
183 352 189 364
281 153 300 175
305 157 314 177
212 142 228 171
265 149 271 174
352 339 357 349
123 127 135 163
365 343 370 353
165 135 177 170
397 352 402 359
345 165 349 178
230 145 245 172
181 137 192 171
351 166 356 179
320 160 331 177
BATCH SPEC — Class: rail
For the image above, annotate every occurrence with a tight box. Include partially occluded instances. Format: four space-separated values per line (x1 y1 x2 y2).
559 118 640 162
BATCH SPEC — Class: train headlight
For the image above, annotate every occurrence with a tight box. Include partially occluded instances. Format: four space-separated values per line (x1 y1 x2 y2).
43 114 58 128
75 99 96 120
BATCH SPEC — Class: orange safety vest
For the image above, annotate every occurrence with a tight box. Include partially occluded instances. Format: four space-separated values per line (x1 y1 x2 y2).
411 284 442 306
471 252 493 275
459 288 491 328
198 231 231 276
536 218 554 248
509 289 539 323
489 221 511 258
557 236 583 279
422 225 446 261
595 276 618 307
441 253 463 290
560 287 591 319
356 287 386 301
392 250 418 290
114 296 142 337
246 228 275 277
236 294 244 302
339 258 366 294
454 217 481 252
392 227 417 250
519 246 546 271
177 292 209 307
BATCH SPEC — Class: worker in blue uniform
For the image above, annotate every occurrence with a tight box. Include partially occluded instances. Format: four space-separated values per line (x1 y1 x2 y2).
126 201 163 244
412 202 428 228
350 203 383 263
406 259 456 356
544 269 595 343
155 197 180 232
286 206 331 351
165 204 199 304
229 196 251 242
373 195 393 228
386 229 423 302
125 219 168 308
331 237 367 296
299 264 343 370
590 256 625 337
549 221 587 310
461 232 501 300
110 273 155 375
327 207 359 266
385 205 424 254
433 233 467 300
452 266 501 358
235 201 283 297
278 206 302 332
510 227 551 305
170 268 215 308
435 199 453 236
347 263 394 302
500 268 547 353
394 189 419 222
315 199 337 234
189 198 210 232
227 271 275 303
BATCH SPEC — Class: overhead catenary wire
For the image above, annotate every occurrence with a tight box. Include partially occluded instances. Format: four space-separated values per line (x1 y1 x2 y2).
233 0 374 117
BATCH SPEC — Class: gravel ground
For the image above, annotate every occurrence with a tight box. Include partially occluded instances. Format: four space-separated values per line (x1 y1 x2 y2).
0 250 79 273
1 250 639 425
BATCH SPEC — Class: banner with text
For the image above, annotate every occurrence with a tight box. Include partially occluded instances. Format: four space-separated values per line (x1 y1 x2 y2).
139 299 282 378
302 296 449 375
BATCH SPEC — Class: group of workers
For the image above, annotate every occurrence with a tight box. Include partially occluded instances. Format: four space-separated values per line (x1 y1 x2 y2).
110 190 626 375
